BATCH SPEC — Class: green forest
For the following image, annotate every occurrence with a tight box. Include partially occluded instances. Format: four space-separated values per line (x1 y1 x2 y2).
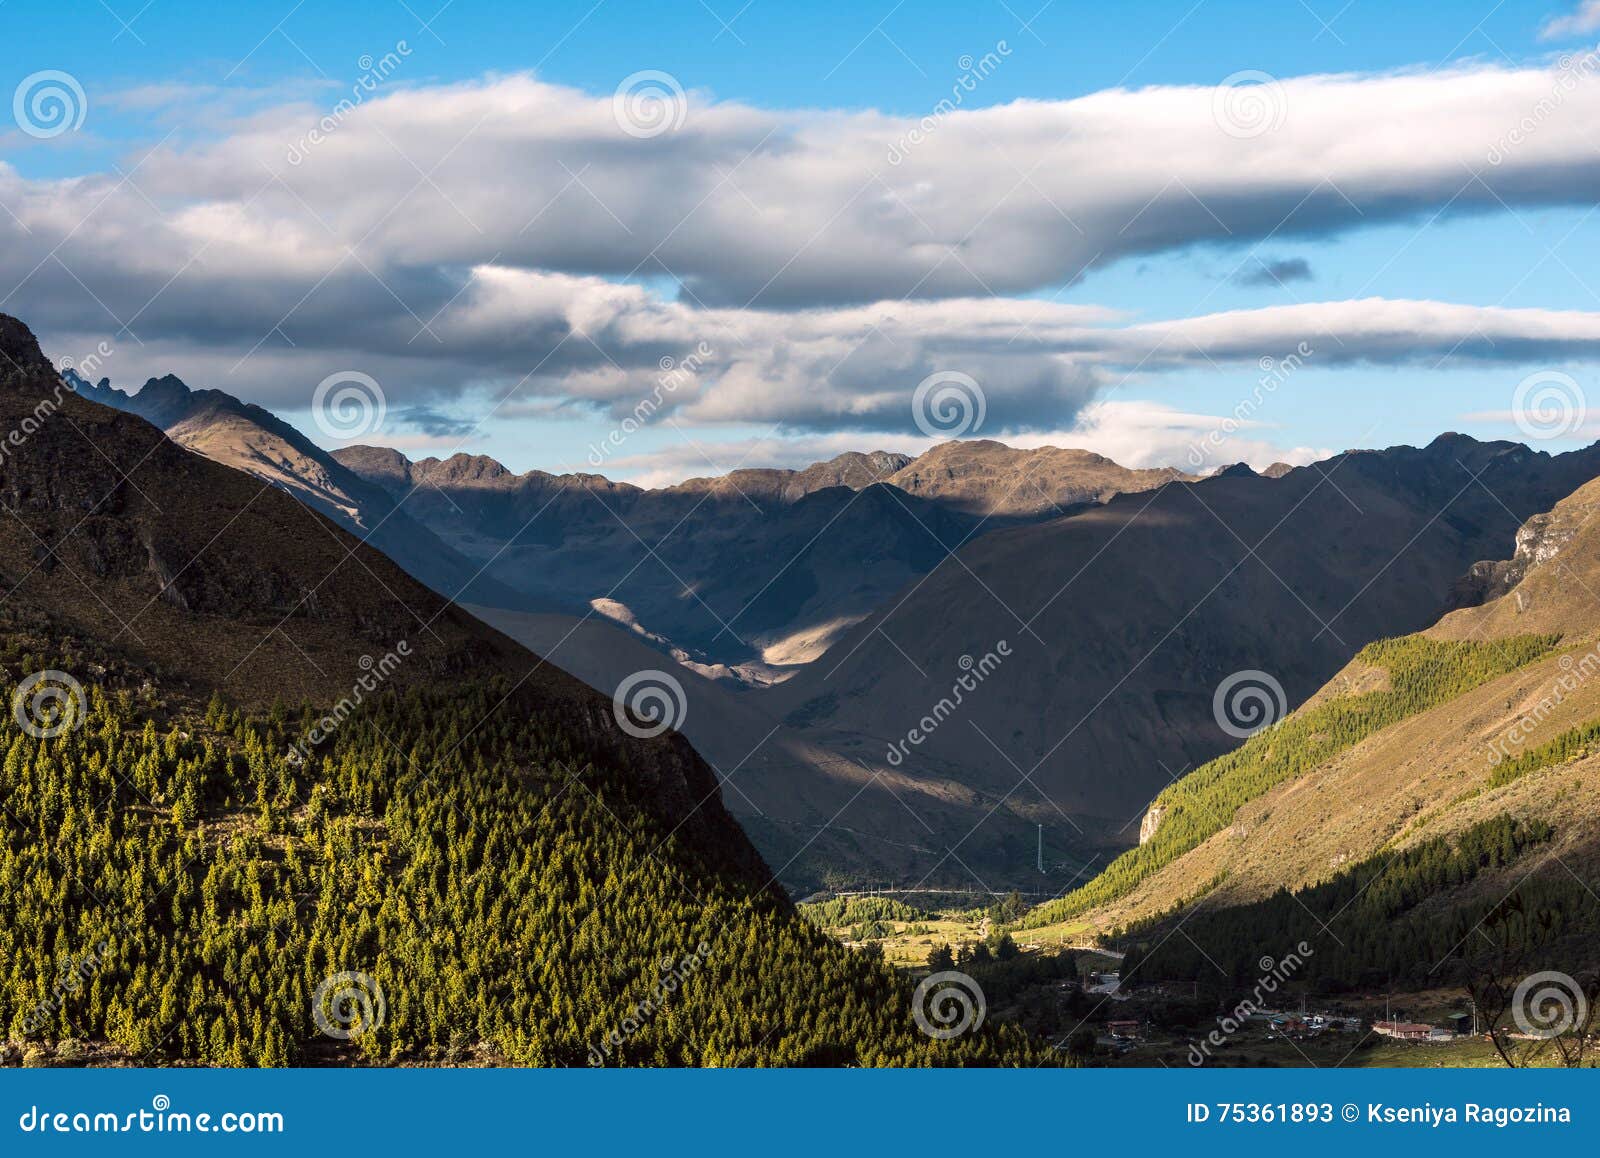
0 635 1055 1067
1024 633 1562 928
1118 814 1600 991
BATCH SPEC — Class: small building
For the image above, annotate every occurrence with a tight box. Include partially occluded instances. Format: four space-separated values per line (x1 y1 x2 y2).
1372 1020 1434 1041
1106 1020 1141 1041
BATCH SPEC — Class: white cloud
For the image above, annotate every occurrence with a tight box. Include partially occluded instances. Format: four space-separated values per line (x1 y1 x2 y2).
1043 400 1331 472
1540 2 1600 40
8 64 1600 439
589 400 1336 486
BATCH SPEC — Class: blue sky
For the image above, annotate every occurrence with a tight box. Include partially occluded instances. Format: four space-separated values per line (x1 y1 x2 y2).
6 1 1573 115
6 0 1600 479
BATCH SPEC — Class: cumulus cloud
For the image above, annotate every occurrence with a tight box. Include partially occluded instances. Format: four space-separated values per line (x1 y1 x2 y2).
31 272 1600 443
7 64 1600 440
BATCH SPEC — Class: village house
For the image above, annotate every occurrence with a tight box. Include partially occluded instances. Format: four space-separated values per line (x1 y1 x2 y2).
1372 1020 1435 1041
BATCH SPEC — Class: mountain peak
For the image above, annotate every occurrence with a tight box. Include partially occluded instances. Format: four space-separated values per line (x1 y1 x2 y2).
1213 461 1258 479
0 314 53 384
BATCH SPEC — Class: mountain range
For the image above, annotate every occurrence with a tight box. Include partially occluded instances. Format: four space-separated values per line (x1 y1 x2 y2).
42 354 1600 903
8 306 1600 1065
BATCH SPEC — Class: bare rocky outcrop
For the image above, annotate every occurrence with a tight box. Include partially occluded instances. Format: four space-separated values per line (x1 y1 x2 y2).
1139 805 1165 845
1449 498 1588 609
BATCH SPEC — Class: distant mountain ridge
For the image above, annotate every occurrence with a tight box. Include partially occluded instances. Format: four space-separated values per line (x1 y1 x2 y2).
753 434 1600 889
331 438 1191 678
57 354 1600 897
63 369 519 607
58 368 1209 685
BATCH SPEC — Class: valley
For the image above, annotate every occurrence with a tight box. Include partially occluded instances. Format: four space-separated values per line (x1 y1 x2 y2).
5 312 1600 1070
65 366 1600 901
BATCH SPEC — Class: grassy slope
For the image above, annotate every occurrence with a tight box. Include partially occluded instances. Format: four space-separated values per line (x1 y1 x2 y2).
1023 634 1561 929
1024 472 1600 943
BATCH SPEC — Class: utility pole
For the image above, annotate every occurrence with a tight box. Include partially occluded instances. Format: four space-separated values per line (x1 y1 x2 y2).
1036 825 1044 873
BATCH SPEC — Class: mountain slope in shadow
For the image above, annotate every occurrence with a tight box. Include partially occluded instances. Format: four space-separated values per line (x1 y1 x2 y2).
765 437 1600 889
66 369 521 609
